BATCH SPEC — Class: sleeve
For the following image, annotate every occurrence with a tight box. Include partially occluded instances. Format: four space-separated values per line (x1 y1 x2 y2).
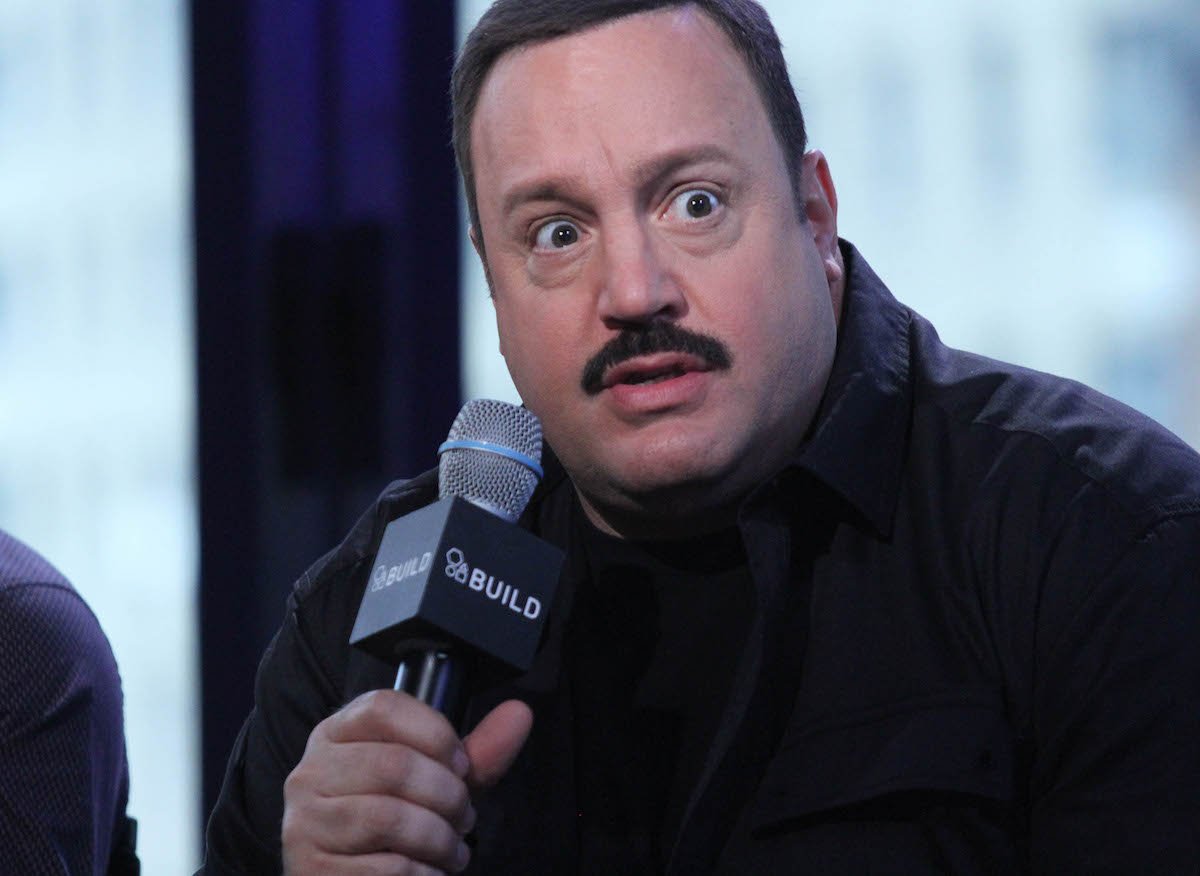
0 583 131 876
197 576 347 875
197 479 422 875
196 480 417 868
1030 512 1200 873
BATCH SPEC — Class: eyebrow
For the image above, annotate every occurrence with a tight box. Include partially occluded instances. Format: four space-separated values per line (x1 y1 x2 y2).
629 144 742 191
501 179 590 219
500 144 742 217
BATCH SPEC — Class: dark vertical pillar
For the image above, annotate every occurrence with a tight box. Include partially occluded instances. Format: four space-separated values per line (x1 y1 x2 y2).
191 0 460 842
191 0 259 835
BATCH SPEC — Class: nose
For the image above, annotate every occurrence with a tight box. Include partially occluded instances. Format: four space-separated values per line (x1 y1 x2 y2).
595 220 686 328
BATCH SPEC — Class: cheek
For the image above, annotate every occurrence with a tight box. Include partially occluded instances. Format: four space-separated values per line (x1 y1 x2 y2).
727 278 836 393
496 305 578 406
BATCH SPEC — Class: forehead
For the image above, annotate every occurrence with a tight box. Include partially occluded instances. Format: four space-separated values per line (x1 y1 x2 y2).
469 8 777 199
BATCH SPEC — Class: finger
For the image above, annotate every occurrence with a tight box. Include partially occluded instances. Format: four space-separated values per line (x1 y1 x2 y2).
319 689 468 773
286 850 451 876
463 699 533 790
299 741 475 832
298 793 471 872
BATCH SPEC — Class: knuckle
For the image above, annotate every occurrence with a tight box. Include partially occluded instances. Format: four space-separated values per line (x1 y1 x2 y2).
386 745 418 786
283 850 345 876
279 810 302 848
358 795 405 846
283 762 312 800
421 726 459 768
354 688 397 723
399 808 459 858
279 803 315 856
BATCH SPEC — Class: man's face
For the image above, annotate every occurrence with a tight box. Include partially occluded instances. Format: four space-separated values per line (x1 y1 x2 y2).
470 7 843 537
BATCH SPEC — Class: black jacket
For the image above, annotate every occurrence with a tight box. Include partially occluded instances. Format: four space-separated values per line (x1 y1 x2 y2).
202 244 1200 874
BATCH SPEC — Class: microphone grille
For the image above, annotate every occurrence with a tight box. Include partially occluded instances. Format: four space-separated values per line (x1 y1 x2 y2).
438 399 543 523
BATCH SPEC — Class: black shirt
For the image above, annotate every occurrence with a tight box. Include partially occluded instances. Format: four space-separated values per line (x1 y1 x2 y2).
201 241 1200 874
570 507 753 872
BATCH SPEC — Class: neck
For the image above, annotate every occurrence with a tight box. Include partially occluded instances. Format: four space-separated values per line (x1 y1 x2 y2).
575 484 747 541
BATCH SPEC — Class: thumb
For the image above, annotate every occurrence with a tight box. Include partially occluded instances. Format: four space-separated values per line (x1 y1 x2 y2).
462 699 533 790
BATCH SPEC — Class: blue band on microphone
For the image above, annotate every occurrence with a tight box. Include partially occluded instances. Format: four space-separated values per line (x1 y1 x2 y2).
438 439 544 480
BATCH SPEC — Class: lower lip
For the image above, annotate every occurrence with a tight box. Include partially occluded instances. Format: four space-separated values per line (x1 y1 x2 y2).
604 370 712 415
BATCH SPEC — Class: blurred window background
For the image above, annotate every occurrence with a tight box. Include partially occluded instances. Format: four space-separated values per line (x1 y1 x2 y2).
0 2 1196 872
0 1 195 873
458 0 1200 450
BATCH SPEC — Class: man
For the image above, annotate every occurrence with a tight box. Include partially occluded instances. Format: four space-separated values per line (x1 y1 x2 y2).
0 528 139 874
201 1 1200 873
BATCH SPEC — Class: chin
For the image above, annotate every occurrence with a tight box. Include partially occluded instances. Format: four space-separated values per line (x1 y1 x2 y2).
609 444 747 506
568 439 760 538
595 475 747 539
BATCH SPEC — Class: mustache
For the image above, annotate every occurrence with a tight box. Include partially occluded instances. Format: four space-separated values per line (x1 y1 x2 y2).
580 323 733 395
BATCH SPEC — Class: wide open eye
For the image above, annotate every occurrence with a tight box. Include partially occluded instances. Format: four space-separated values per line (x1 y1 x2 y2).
533 219 581 250
666 188 722 221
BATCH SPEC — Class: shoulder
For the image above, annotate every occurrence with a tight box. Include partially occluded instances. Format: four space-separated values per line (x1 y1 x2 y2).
0 531 122 746
0 532 131 876
906 312 1200 529
290 470 441 610
267 471 445 698
0 528 71 591
0 531 117 682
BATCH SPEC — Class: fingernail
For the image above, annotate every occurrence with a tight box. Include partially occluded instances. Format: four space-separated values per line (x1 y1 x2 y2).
454 840 471 872
452 747 470 778
461 802 477 834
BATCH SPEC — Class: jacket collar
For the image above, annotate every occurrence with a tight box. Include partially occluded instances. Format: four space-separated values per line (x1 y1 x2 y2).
789 241 913 538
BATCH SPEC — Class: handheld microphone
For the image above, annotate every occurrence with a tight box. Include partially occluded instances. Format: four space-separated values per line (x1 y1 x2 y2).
349 399 564 727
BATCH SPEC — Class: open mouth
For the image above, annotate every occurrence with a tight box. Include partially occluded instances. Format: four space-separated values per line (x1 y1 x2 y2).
601 354 708 391
620 365 690 386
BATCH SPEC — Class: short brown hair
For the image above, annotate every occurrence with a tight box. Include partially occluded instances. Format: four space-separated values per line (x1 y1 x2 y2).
452 0 807 252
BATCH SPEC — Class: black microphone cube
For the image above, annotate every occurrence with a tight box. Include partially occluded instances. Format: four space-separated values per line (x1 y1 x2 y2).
349 496 563 673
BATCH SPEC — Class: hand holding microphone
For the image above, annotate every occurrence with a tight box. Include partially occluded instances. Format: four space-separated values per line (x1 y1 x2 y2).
281 401 562 875
281 689 532 874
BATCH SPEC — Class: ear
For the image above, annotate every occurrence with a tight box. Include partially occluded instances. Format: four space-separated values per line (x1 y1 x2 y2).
800 150 843 291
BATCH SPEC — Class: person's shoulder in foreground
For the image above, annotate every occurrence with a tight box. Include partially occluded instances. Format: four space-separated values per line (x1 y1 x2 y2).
0 529 139 875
